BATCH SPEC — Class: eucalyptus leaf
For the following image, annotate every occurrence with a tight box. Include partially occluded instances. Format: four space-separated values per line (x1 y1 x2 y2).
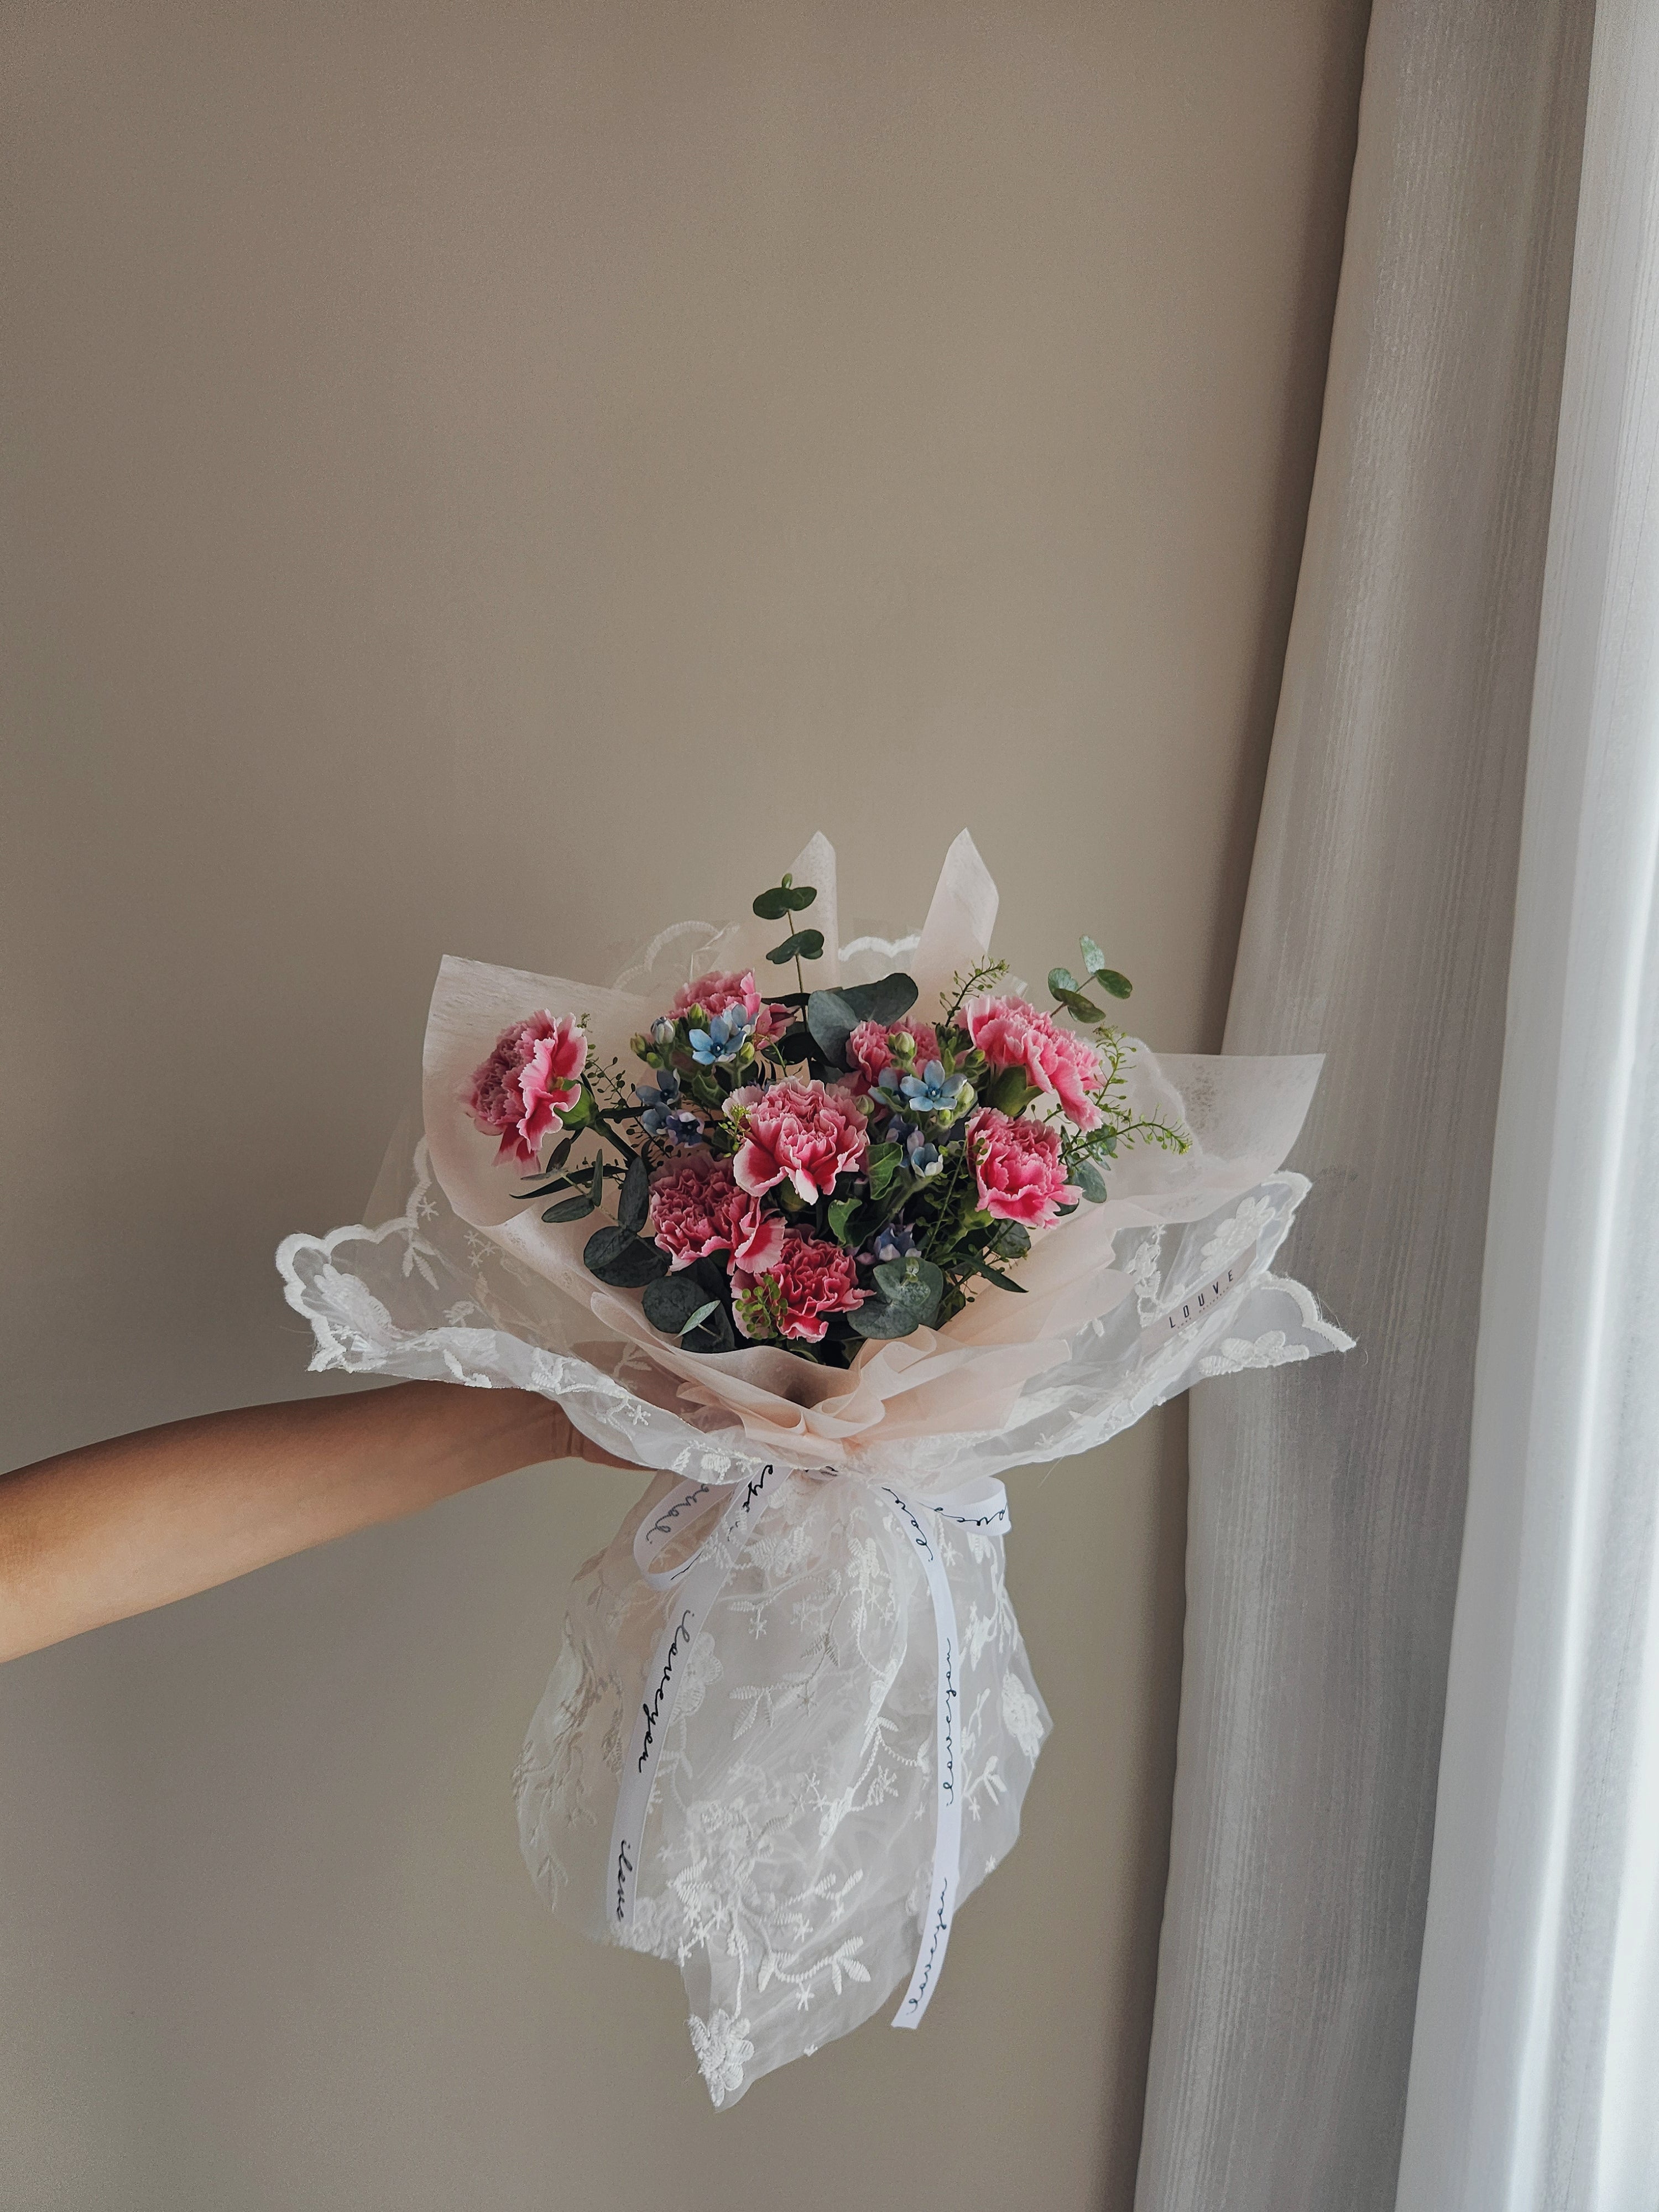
802 972 920 1065
643 1274 713 1333
519 1136 578 1192
1079 937 1108 977
1096 968 1133 1000
806 988 861 1064
848 1300 925 1340
583 1228 671 1288
618 1152 650 1235
1072 1159 1109 1203
1056 987 1106 1021
1049 966 1081 995
994 1221 1032 1258
583 1224 635 1271
588 1155 605 1207
687 1301 735 1353
542 1194 596 1223
766 928 826 966
873 1255 942 1303
872 1256 942 1326
841 972 918 1024
688 1254 731 1301
643 1272 737 1352
975 1262 1027 1293
753 878 818 919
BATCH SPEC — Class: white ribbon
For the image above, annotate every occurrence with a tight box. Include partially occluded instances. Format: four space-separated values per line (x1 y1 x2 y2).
606 1459 1012 2031
1136 1251 1255 1349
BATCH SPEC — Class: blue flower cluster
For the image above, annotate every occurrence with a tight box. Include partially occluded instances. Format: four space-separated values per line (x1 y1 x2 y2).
634 1068 703 1146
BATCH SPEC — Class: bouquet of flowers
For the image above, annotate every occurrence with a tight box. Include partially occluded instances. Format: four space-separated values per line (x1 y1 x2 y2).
467 865 1187 1367
279 832 1350 2105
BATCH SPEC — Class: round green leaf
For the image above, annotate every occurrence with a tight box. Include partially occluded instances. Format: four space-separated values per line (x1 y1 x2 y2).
766 928 826 966
583 1226 671 1287
849 1300 925 1339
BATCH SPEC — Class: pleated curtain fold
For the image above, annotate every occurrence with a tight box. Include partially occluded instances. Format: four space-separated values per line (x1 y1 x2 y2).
1134 3 1595 2206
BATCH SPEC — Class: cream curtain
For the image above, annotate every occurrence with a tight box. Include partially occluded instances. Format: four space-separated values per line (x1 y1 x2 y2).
1395 1 1659 2201
1135 2 1594 2205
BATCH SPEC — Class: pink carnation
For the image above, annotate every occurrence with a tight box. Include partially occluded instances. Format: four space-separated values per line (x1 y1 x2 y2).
648 1152 785 1275
731 1078 869 1203
967 1106 1078 1228
670 968 792 1043
466 1012 587 1169
846 1016 942 1083
964 995 1106 1131
732 1230 865 1343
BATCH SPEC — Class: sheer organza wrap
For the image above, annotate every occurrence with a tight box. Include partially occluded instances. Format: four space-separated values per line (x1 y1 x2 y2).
277 833 1351 2104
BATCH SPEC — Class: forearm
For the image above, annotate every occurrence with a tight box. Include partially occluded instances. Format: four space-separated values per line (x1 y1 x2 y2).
0 1383 597 1663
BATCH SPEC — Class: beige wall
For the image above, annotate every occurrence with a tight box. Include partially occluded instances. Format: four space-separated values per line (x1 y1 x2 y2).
1 5 1367 2206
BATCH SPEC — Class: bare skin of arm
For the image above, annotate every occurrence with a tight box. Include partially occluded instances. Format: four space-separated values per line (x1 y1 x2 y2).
0 1383 633 1665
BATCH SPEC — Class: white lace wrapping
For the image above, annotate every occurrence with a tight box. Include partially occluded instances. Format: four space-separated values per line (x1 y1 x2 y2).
275 833 1352 2105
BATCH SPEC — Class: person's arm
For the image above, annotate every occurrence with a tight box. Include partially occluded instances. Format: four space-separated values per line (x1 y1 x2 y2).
0 1383 632 1664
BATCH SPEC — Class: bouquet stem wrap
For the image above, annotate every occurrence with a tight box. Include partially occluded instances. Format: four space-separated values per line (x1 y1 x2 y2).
608 1460 1014 2035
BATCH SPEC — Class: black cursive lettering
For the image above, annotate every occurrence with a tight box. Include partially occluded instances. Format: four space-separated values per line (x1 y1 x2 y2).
637 1608 696 1774
902 1877 954 2013
940 1634 957 1806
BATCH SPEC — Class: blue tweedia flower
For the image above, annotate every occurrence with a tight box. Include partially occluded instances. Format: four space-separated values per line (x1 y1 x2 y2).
904 1130 943 1178
636 1068 686 1136
662 1108 705 1146
688 1007 754 1066
900 1060 972 1118
650 1016 677 1050
872 1222 919 1265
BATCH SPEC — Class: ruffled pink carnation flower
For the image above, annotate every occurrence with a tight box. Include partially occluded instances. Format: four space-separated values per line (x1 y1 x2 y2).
730 1078 869 1203
648 1152 785 1275
846 1016 942 1084
964 995 1106 1131
967 1105 1078 1227
670 968 792 1044
732 1230 865 1343
466 1012 587 1169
